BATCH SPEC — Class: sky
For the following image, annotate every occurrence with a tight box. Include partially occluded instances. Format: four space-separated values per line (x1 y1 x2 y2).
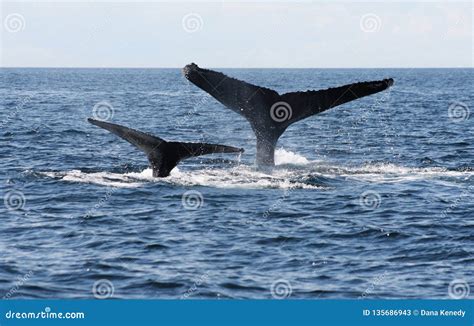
1 1 472 68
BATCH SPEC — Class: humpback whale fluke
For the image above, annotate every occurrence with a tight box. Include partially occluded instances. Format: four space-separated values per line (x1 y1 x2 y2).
183 63 394 167
88 118 244 177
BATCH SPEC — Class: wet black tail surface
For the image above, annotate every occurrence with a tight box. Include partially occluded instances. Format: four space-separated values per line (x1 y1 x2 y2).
88 118 243 177
183 63 393 166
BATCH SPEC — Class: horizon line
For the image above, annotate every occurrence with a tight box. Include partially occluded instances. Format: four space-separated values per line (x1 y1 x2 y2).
1 66 473 69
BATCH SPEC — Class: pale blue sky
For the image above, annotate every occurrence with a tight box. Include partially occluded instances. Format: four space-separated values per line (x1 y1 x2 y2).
1 1 472 68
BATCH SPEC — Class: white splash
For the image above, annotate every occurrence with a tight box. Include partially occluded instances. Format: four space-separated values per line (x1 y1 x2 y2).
40 170 149 188
331 163 473 183
38 149 473 189
39 165 321 190
274 148 310 165
164 165 319 189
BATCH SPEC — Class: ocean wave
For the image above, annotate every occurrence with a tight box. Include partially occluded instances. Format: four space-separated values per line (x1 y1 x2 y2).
37 148 472 189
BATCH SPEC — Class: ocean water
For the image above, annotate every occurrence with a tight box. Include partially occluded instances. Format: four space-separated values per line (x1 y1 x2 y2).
0 68 472 299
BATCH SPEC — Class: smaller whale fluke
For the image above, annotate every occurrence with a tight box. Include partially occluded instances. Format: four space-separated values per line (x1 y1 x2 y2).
88 118 243 177
183 63 394 167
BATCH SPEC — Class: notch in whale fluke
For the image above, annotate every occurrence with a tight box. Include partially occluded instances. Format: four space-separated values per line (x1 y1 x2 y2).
87 118 244 177
183 63 394 167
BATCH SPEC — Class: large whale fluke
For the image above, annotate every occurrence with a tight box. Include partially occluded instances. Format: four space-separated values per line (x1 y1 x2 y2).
88 118 243 177
183 63 394 166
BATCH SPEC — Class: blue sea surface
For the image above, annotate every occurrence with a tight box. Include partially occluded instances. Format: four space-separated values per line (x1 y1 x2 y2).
0 68 472 299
